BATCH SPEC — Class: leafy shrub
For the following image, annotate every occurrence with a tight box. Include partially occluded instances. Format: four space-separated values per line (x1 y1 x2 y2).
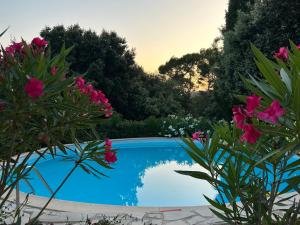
98 114 161 139
178 42 300 224
0 37 116 223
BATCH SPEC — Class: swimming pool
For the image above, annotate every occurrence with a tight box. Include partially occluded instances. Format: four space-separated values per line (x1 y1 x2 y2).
19 138 217 207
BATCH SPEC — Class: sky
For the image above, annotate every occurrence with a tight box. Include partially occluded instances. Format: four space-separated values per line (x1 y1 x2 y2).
1 0 228 73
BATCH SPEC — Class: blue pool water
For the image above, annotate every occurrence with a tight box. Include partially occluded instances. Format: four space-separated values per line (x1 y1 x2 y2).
20 138 217 206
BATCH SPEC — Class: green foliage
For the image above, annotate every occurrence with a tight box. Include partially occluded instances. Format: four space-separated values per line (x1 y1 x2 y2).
213 0 300 119
40 25 185 120
99 114 211 139
158 42 221 92
99 114 161 139
178 43 300 224
224 0 255 32
0 27 8 38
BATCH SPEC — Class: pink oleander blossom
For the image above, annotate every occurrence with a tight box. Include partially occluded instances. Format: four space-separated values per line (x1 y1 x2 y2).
24 77 44 99
257 100 285 124
31 37 48 48
246 95 261 116
104 104 113 117
240 124 261 144
105 139 112 151
232 106 247 129
85 84 94 94
274 47 288 60
90 90 100 104
105 151 117 163
192 131 207 144
4 41 24 57
5 46 14 56
192 131 202 140
97 91 109 104
75 76 86 93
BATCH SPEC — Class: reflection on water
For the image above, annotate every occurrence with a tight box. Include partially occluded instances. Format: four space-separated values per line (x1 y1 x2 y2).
136 161 217 206
20 139 217 206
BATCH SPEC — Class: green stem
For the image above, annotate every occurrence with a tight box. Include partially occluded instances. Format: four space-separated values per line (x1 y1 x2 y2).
30 163 79 224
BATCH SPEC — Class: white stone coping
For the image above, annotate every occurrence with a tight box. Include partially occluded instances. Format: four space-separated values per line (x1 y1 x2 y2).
9 190 214 219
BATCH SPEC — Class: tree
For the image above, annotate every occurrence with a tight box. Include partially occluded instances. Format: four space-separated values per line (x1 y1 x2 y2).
213 0 300 120
224 0 255 32
158 53 201 94
40 25 144 119
41 25 185 120
159 42 221 92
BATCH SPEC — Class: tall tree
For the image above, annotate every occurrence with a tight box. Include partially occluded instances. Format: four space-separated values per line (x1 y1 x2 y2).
213 0 300 119
41 25 184 119
158 43 221 92
224 0 255 32
40 25 144 119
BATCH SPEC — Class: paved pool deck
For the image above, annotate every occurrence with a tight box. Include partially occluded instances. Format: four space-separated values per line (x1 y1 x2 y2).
8 191 299 225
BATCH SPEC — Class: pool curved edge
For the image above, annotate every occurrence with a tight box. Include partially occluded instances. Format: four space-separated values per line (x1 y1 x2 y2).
11 138 300 216
10 190 212 214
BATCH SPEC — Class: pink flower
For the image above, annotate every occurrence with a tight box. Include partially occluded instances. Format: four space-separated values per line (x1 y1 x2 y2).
257 100 285 124
5 46 14 56
274 47 288 60
5 42 23 56
97 91 109 104
232 106 247 129
50 67 58 76
11 42 23 52
31 37 48 48
85 84 94 94
246 95 261 116
240 124 261 144
192 131 207 144
105 151 117 163
75 76 86 93
192 131 202 140
90 90 100 104
24 77 44 99
104 104 113 117
105 139 112 151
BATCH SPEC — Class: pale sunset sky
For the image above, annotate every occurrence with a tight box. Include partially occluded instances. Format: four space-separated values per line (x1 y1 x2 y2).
1 0 228 73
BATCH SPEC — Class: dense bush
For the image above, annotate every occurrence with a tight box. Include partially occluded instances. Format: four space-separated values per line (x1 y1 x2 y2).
99 114 162 139
69 114 210 140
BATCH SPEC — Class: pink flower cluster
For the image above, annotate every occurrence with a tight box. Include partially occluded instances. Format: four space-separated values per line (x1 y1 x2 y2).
192 130 207 144
274 44 300 60
104 139 117 163
31 37 48 48
5 41 24 57
233 95 285 144
3 37 48 58
75 76 113 117
24 77 44 99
